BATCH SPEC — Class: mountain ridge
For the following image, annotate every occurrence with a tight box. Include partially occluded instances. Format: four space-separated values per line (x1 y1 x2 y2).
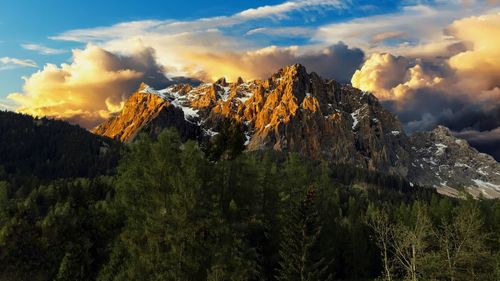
92 64 500 198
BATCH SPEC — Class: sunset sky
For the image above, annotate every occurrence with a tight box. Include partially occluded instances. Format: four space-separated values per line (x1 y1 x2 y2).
1 0 500 157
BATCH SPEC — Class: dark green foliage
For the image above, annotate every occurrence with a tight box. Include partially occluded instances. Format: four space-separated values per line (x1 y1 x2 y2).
0 177 121 281
0 111 121 181
0 125 499 281
276 187 333 281
203 118 246 161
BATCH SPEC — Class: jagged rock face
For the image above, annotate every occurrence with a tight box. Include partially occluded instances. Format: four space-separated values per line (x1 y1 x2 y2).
409 126 500 198
92 83 200 142
92 64 500 198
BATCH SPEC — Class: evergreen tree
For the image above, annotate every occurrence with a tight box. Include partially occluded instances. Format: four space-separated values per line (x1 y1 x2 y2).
276 187 332 281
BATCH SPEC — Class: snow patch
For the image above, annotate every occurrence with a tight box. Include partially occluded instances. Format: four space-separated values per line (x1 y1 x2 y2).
203 128 219 137
218 86 231 101
455 162 471 169
472 179 500 192
244 132 251 145
236 92 252 103
477 167 489 176
435 143 447 156
391 130 400 136
351 109 361 130
140 84 159 95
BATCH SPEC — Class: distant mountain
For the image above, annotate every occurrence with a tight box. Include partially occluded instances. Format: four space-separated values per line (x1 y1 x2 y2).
0 111 120 180
409 126 500 198
92 64 500 198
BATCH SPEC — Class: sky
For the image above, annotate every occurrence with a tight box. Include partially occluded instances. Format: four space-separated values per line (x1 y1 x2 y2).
1 0 500 158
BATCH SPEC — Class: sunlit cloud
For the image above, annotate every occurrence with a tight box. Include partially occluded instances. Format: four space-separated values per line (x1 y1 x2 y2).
351 11 500 158
314 3 495 58
178 42 363 82
352 12 500 104
7 45 169 128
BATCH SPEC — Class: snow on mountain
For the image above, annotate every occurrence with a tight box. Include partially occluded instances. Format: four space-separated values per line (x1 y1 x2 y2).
93 65 500 199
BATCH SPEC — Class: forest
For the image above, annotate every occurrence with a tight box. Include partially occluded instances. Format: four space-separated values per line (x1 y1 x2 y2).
0 114 499 281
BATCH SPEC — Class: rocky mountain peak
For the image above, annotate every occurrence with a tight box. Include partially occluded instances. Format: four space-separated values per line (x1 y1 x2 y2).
409 126 500 198
215 77 228 87
92 64 500 198
432 125 453 137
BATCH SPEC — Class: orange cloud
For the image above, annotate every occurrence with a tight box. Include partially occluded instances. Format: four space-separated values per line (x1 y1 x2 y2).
180 43 363 83
351 53 442 100
352 12 500 104
8 44 169 128
447 13 500 96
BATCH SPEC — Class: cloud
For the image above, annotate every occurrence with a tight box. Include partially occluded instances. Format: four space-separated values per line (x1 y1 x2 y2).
245 27 313 37
0 57 37 68
370 31 407 44
0 100 15 110
8 0 362 130
352 12 500 119
52 1 343 43
351 53 443 100
314 3 496 58
21 43 67 55
177 42 364 83
446 13 500 98
351 12 500 159
96 25 363 83
454 128 500 160
237 0 343 19
7 45 170 128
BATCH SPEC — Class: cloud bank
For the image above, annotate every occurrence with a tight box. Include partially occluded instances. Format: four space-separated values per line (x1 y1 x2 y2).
351 12 500 159
8 45 169 128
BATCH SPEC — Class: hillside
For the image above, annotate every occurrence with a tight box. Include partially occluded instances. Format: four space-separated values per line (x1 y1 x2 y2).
0 111 121 180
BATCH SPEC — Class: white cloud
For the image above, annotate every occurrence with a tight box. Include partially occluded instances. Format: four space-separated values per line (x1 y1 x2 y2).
0 100 15 110
52 1 343 43
313 3 496 57
21 43 67 55
237 0 343 19
245 27 313 37
0 57 37 68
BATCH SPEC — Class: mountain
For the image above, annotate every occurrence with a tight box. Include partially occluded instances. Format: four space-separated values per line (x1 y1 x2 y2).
92 64 500 198
0 111 120 180
409 126 500 198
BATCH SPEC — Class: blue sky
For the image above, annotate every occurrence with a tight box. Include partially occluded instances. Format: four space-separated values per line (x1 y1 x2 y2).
0 0 409 100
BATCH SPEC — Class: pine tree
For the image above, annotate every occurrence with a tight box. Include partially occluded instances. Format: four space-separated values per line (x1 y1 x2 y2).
276 187 333 281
